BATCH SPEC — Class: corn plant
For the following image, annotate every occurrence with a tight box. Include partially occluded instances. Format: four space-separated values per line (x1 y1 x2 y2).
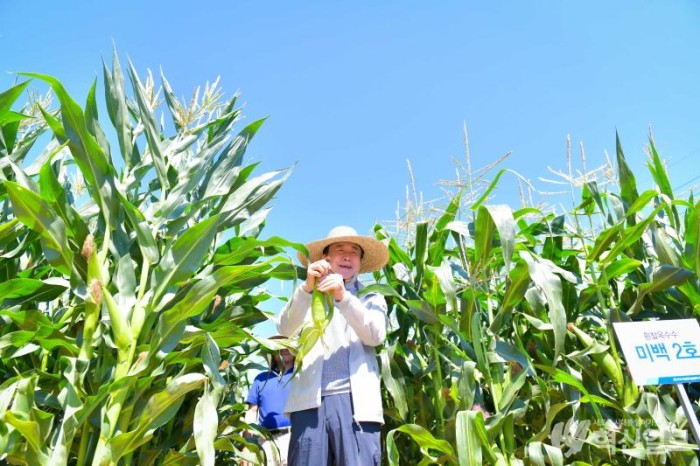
0 52 297 465
372 134 699 465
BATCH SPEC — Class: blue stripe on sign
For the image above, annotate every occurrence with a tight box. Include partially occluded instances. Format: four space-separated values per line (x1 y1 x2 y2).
657 375 700 385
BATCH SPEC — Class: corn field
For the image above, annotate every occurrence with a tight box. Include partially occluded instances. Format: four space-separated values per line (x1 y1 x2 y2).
1 54 699 465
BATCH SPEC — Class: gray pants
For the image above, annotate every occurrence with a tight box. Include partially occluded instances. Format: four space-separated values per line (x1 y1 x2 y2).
288 393 381 466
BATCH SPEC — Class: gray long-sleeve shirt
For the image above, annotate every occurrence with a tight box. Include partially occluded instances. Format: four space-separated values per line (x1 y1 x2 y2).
275 277 388 424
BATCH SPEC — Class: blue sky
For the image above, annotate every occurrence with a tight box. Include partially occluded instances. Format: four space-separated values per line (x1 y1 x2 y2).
2 2 699 322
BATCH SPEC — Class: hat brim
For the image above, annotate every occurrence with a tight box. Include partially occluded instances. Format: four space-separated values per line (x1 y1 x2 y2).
298 234 389 273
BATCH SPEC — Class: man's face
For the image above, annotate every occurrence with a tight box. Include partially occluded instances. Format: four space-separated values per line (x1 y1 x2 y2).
324 241 362 281
279 348 294 364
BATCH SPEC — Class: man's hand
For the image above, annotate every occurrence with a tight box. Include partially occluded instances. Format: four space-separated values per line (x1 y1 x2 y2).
316 273 345 301
302 259 332 293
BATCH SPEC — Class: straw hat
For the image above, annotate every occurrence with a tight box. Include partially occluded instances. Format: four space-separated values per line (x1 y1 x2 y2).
299 226 389 273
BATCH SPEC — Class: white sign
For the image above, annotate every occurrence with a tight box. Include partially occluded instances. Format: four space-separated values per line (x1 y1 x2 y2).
613 319 700 385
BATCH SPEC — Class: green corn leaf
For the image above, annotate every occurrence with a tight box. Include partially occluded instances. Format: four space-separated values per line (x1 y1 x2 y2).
427 193 461 265
578 182 597 215
358 283 406 300
6 155 40 193
0 330 33 351
118 192 160 264
604 205 664 264
445 220 470 238
380 346 408 420
587 223 622 263
491 259 530 331
155 136 223 219
36 104 65 139
4 411 50 464
35 327 79 355
457 362 477 413
292 325 324 379
0 80 31 153
85 78 111 159
290 286 333 377
114 253 137 319
206 94 242 141
193 383 218 466
470 312 490 380
218 168 293 229
0 80 30 113
427 262 456 313
601 258 642 282
0 322 77 355
530 401 572 442
474 205 495 271
38 155 89 244
102 49 135 170
625 189 657 218
200 119 266 200
647 137 679 227
527 442 564 466
652 225 680 266
0 218 22 244
521 252 567 364
683 201 700 278
110 373 207 459
495 340 535 377
387 236 413 269
214 236 306 266
5 181 73 274
497 366 528 412
151 262 275 360
126 60 169 191
470 168 506 211
160 70 185 133
0 108 26 130
387 424 457 466
153 215 220 304
628 265 694 315
0 278 67 305
48 357 85 465
4 377 52 464
456 410 482 466
486 204 516 270
407 299 439 325
678 281 700 317
414 221 429 284
20 72 120 228
537 365 601 419
0 379 18 414
0 309 52 331
201 333 226 395
615 132 639 225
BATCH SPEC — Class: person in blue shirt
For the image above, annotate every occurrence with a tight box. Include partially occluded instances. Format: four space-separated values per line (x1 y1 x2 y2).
276 226 389 466
244 338 295 465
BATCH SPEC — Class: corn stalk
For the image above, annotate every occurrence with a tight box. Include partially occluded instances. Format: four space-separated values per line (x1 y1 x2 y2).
0 51 297 465
375 133 699 465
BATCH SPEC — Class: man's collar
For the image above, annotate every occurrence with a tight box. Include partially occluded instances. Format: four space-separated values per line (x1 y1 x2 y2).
344 274 362 293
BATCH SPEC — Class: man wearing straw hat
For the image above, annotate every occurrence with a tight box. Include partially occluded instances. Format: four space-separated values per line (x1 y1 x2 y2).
276 226 389 466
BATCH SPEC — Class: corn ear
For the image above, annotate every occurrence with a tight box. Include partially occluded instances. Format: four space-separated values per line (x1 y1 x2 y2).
102 285 133 352
311 287 334 328
292 287 334 378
